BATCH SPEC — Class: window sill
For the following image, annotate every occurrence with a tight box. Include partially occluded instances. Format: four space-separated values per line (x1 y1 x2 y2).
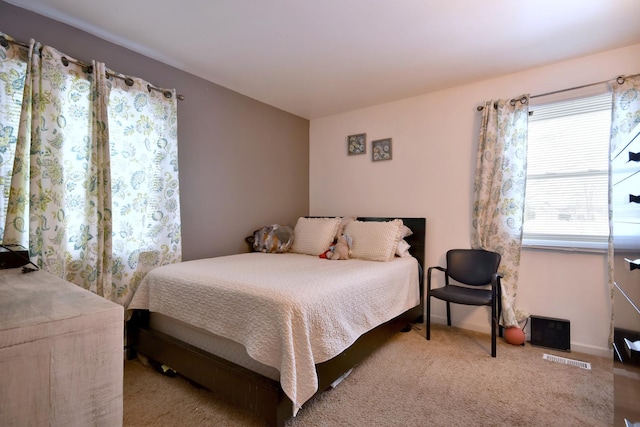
522 238 608 254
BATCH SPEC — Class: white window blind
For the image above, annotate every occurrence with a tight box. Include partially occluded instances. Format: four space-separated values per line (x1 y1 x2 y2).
522 92 612 251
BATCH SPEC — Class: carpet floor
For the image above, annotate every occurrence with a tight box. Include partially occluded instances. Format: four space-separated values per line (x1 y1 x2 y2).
123 323 613 426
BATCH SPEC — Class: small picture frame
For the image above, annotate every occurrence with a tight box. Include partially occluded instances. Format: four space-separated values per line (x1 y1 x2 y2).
347 133 366 155
372 138 392 161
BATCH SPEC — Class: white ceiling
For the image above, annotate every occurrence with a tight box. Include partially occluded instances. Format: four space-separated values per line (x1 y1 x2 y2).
6 0 640 119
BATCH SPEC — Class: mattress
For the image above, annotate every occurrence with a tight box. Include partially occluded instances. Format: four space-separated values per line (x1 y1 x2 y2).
129 252 419 413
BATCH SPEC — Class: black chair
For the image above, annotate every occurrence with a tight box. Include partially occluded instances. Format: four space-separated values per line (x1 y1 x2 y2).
426 249 503 357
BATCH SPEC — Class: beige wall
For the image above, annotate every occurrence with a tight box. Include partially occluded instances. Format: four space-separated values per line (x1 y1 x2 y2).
310 43 640 356
0 1 310 262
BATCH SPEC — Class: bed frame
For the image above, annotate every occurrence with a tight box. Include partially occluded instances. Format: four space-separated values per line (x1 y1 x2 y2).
126 217 425 427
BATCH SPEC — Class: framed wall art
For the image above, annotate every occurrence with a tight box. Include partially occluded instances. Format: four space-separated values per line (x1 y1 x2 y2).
347 133 366 155
372 138 392 161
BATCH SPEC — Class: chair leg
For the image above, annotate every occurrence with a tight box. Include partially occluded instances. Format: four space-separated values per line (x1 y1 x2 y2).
426 296 431 340
446 302 451 326
491 300 497 357
491 315 497 357
497 281 503 339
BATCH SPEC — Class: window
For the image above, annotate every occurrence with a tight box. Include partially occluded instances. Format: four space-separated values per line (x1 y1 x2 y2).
522 91 612 251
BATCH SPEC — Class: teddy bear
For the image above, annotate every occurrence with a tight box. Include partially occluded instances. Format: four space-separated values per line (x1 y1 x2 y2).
328 234 353 260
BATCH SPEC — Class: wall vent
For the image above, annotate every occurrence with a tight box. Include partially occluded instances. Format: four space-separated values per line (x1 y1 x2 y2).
530 315 571 352
543 353 591 370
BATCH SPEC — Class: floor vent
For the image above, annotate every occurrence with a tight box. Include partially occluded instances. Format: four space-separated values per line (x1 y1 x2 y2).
543 353 591 370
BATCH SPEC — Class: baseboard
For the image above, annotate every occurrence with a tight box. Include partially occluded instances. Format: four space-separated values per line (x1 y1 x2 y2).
568 342 612 359
427 315 612 358
427 316 492 335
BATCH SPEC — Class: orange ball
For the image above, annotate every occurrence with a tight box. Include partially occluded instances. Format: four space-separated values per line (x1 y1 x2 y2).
504 327 525 345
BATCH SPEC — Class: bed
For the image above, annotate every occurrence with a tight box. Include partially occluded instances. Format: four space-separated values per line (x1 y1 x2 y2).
126 216 425 426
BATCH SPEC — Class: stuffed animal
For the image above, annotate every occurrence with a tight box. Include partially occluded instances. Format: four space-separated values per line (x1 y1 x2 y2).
328 234 353 260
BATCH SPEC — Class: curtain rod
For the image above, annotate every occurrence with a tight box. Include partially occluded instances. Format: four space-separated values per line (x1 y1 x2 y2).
0 35 185 101
476 73 639 111
0 35 28 49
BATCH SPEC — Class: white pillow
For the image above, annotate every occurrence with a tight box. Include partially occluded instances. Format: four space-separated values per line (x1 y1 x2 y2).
396 224 413 257
290 217 341 256
335 216 357 239
396 239 411 257
400 225 413 238
344 219 405 262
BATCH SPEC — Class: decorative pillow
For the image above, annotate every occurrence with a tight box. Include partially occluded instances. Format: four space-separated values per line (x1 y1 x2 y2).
344 219 405 262
248 224 294 253
400 225 413 238
290 217 341 256
395 224 413 257
396 239 411 257
335 216 357 239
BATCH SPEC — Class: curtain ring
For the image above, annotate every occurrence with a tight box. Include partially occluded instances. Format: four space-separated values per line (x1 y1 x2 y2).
0 36 8 48
163 90 172 99
617 76 625 85
124 77 134 87
509 96 528 106
61 56 69 66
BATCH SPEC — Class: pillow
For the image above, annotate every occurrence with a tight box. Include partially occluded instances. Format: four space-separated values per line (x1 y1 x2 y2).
335 216 357 239
396 224 413 257
400 225 413 238
290 217 341 256
344 219 405 262
396 239 411 257
248 224 294 253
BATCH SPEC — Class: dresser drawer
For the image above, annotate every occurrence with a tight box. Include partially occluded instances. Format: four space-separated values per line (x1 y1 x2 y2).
613 221 640 250
613 169 640 223
612 131 640 186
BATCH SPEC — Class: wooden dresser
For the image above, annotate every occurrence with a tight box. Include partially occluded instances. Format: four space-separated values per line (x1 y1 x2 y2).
612 121 640 426
0 268 123 426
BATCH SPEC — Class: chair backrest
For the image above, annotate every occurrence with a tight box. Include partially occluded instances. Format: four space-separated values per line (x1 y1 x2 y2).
446 249 501 287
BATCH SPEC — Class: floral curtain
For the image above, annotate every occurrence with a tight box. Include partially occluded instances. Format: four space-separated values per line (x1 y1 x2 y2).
106 67 182 307
472 97 530 328
0 34 181 307
607 74 640 345
0 35 26 235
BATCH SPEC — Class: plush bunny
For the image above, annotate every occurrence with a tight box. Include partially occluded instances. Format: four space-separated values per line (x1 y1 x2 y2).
328 234 353 260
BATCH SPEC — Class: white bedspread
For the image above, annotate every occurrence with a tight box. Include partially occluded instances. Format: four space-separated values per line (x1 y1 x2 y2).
128 252 420 414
